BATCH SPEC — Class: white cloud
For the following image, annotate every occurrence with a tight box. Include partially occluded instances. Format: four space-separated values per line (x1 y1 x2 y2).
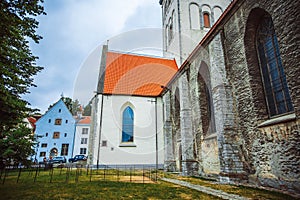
25 0 163 113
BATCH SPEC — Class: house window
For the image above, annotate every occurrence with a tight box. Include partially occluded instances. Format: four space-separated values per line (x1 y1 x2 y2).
55 118 62 125
81 138 88 144
203 12 210 28
256 15 294 116
59 109 61 113
48 119 51 123
64 133 67 137
82 128 89 134
53 132 60 139
80 148 87 154
46 133 48 137
66 120 68 123
122 106 134 143
41 143 47 148
102 140 107 147
61 144 69 156
40 152 46 157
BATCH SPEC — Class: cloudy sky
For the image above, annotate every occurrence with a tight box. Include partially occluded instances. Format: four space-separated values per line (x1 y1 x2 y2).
25 0 163 113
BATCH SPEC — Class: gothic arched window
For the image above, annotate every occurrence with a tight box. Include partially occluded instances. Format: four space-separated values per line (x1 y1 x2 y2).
122 106 134 142
198 62 216 135
256 15 294 116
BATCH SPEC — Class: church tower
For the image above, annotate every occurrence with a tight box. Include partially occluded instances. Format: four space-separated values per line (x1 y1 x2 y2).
159 0 232 66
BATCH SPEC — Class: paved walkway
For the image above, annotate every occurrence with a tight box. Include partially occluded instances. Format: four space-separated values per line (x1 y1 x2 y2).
161 178 250 200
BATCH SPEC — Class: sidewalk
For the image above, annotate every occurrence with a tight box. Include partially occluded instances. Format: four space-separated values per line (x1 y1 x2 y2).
162 178 250 200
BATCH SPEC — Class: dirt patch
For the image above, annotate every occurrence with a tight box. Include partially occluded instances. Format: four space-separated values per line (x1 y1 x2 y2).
118 176 155 183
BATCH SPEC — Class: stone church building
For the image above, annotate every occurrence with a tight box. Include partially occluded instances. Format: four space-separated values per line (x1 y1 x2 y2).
89 0 299 194
160 0 299 194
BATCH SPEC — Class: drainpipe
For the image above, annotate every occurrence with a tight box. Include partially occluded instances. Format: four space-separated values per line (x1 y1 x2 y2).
96 94 104 169
155 97 158 180
177 0 183 65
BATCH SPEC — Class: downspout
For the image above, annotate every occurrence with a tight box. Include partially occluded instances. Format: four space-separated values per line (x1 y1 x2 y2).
71 119 77 158
96 94 104 169
155 97 158 180
177 0 183 65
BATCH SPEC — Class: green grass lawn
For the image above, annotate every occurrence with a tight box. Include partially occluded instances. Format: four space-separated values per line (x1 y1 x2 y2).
0 168 220 200
1 168 297 200
163 173 298 200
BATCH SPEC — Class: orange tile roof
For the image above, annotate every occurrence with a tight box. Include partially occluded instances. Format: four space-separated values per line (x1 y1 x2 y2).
77 116 91 124
103 51 178 96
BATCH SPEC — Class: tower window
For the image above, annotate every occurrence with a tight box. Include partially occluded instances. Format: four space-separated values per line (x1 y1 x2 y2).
256 15 294 116
203 12 210 28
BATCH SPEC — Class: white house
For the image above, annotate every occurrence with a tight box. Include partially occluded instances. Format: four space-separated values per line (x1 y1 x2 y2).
88 46 178 168
73 116 91 157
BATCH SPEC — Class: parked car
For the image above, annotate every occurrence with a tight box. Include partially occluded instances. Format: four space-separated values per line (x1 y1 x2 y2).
49 156 66 164
68 155 87 163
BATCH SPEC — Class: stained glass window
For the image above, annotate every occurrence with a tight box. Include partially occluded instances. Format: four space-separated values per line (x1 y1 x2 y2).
257 15 294 116
122 107 134 143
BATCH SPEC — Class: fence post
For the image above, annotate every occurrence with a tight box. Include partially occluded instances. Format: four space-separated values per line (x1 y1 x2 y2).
130 167 132 182
50 167 54 183
2 168 7 184
34 166 39 183
143 165 145 184
89 166 92 182
65 167 69 183
16 167 22 183
103 165 106 181
117 167 119 182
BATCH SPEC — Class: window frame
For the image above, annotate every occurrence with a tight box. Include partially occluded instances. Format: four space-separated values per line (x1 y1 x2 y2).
61 144 69 156
256 15 294 117
203 12 210 28
55 118 62 125
53 132 60 139
82 128 89 134
80 148 87 154
121 106 134 143
81 138 88 144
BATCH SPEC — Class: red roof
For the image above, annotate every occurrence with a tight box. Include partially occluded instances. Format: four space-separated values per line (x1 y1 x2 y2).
103 51 178 96
76 116 91 124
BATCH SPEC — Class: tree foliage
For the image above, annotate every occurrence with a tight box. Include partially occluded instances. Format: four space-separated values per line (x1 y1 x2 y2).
0 0 45 167
0 0 45 131
0 124 35 168
83 101 92 116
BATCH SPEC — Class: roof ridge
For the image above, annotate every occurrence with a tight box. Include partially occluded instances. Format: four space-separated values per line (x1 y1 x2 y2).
108 49 175 61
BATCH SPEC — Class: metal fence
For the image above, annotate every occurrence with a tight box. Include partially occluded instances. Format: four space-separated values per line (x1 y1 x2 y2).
0 164 160 185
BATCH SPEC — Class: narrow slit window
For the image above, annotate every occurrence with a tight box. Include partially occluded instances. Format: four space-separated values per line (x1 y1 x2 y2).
203 12 210 28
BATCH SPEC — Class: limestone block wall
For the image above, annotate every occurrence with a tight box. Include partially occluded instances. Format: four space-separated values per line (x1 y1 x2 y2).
163 0 300 194
221 0 300 193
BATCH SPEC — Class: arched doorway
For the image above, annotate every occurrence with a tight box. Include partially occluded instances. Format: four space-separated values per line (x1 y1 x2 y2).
50 148 58 158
